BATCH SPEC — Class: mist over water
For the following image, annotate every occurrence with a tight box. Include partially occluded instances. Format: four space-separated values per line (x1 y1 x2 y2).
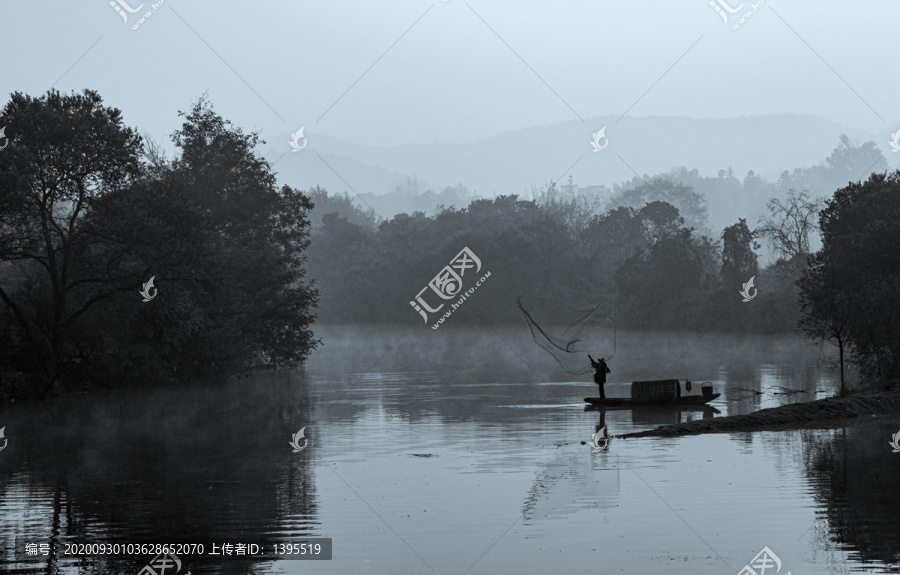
2 326 895 574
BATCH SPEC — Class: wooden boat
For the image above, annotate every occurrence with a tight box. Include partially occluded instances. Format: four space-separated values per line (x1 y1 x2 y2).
584 379 719 407
584 394 719 407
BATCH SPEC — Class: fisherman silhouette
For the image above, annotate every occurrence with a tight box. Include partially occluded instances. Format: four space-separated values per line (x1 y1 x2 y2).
588 354 611 398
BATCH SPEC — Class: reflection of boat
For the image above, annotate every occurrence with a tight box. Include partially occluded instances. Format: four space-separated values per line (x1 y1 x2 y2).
584 403 721 412
584 402 721 421
584 395 719 407
584 379 720 407
632 404 719 425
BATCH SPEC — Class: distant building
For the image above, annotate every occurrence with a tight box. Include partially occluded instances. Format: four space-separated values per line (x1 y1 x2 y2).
559 176 609 198
578 185 608 197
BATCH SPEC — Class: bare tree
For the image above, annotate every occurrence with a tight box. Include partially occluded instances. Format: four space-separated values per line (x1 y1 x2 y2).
755 189 825 261
141 130 169 177
531 180 605 234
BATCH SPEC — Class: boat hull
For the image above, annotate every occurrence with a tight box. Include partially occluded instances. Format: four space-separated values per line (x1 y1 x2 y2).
584 393 720 407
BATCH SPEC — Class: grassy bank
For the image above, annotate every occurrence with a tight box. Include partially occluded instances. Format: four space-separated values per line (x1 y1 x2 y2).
618 392 900 438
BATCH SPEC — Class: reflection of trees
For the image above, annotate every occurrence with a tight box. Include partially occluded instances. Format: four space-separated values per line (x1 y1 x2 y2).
801 424 900 567
521 449 621 527
724 347 828 416
0 372 316 575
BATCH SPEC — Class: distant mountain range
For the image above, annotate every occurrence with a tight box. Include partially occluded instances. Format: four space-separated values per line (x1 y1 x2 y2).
268 114 897 210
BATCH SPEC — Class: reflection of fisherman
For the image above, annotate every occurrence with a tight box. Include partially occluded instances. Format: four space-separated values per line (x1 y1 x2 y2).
588 355 611 398
596 407 607 429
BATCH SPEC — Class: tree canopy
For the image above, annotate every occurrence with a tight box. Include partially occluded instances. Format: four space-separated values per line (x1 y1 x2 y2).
0 90 319 397
799 171 900 391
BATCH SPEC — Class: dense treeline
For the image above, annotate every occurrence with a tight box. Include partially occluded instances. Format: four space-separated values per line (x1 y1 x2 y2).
307 187 776 330
0 90 319 398
307 141 898 390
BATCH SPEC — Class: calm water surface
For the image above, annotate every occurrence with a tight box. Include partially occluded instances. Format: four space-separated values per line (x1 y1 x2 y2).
1 326 899 574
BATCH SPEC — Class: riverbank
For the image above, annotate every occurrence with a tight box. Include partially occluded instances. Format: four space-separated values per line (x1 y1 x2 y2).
618 392 900 438
0 371 47 402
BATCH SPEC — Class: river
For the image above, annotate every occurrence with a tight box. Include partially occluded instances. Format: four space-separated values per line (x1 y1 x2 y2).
1 326 898 574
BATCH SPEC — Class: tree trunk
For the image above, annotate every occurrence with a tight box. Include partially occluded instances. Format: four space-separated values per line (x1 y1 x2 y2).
838 336 845 397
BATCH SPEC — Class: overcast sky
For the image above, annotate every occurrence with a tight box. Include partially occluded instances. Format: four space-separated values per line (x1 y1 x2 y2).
3 1 898 153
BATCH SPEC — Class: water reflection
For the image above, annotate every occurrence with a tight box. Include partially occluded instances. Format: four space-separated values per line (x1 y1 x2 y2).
802 421 900 569
2 326 893 574
585 404 720 426
523 448 621 528
0 372 317 575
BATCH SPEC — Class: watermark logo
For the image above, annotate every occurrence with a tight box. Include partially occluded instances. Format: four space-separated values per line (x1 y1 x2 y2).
890 430 900 453
130 0 164 31
590 426 609 452
409 247 491 328
137 552 184 575
290 427 308 453
0 126 8 151
0 427 7 452
139 276 157 302
109 0 144 24
590 126 608 152
289 127 307 152
709 0 744 24
712 0 765 30
889 129 900 153
737 547 790 575
740 276 757 302
111 0 164 31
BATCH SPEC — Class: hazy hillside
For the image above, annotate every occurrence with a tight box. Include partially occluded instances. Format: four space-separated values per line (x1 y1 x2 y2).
271 114 894 203
271 115 895 248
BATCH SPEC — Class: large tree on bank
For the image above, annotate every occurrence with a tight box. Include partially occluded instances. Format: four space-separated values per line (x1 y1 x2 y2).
0 89 143 390
799 171 900 393
0 91 319 395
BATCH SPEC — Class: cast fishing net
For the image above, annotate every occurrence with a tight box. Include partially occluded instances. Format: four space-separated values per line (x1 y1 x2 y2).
515 295 616 376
